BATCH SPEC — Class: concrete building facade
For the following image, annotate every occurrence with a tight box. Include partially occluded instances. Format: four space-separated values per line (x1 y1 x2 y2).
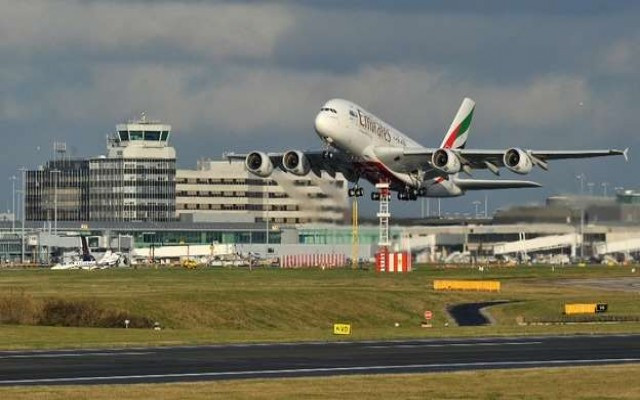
176 160 348 225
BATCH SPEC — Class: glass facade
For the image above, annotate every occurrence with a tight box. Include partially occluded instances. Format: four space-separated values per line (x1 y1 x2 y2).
89 158 176 221
27 158 176 222
26 160 90 221
130 230 280 246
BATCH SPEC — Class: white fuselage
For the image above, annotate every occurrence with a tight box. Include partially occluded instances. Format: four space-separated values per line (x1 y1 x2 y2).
314 98 462 196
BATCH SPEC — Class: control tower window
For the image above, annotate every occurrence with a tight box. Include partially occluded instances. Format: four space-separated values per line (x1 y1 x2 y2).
130 131 143 140
119 131 129 141
161 131 169 141
144 131 161 141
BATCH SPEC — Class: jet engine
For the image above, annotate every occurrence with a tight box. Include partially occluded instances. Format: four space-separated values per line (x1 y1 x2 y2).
503 148 533 174
245 151 274 177
282 150 311 176
432 148 461 174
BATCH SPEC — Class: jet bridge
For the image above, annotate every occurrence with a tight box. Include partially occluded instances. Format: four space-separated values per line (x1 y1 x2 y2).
595 237 640 256
493 233 581 256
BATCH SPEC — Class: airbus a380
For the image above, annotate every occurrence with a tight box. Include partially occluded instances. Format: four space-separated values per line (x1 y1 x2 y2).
228 98 627 201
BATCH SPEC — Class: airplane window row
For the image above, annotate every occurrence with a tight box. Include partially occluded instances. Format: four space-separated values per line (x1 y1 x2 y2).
321 107 338 114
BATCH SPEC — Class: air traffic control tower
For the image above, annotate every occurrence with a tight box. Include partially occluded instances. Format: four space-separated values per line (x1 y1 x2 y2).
92 114 176 221
108 114 175 160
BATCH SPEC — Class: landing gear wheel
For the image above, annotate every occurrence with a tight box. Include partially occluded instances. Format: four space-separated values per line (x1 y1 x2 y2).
418 187 427 197
349 187 364 198
371 192 381 201
322 151 334 159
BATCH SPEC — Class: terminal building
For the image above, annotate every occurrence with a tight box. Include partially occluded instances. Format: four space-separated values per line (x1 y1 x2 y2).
176 159 347 225
26 115 176 222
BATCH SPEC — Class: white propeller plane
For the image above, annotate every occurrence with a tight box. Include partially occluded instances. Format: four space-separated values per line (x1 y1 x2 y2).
228 98 627 201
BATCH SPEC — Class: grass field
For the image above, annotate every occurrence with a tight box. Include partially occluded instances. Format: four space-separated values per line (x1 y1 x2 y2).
1 265 640 349
2 364 639 399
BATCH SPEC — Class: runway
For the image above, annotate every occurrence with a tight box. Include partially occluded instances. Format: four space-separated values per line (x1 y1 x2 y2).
1 334 639 386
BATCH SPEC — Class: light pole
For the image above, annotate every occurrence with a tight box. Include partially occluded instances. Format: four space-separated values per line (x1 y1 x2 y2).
264 178 270 254
484 193 488 218
10 176 16 233
601 182 609 197
576 174 586 195
472 200 481 218
20 167 26 264
51 170 60 234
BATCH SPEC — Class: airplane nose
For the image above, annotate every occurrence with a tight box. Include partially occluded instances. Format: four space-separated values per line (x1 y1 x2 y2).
314 113 330 136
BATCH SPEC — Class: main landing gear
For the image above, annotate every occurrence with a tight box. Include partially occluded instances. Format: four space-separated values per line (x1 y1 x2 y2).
397 187 426 201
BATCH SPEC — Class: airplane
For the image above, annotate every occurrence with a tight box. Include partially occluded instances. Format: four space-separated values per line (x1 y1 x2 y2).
227 98 628 201
51 236 96 270
51 236 123 270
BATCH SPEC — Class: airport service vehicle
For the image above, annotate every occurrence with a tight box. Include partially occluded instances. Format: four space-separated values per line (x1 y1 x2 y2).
229 98 627 200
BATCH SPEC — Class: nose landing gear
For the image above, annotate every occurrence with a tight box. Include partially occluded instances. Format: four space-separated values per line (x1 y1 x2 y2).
348 186 364 197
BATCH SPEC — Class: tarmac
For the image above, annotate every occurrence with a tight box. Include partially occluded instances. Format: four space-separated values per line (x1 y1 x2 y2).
1 334 639 386
556 277 640 292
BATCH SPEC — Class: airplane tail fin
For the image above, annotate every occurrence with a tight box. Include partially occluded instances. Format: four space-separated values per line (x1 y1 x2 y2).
440 98 475 149
80 236 95 262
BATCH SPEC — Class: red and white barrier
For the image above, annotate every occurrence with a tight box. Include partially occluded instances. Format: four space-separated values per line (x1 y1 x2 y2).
280 253 347 268
375 248 412 273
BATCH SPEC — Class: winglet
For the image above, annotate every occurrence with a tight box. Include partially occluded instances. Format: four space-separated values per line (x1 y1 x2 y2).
623 147 630 162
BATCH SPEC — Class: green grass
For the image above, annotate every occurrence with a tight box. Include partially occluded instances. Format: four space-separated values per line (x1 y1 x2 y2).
0 265 639 349
3 364 640 399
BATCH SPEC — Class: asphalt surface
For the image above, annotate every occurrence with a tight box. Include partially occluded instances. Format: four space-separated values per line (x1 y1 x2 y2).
557 277 640 292
1 335 639 386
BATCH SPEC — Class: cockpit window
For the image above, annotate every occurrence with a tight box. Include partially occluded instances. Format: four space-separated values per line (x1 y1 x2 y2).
321 107 338 114
349 110 357 117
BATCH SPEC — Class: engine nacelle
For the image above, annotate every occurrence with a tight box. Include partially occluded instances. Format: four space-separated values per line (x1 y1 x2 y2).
245 151 274 177
282 150 310 176
431 148 461 174
503 148 533 174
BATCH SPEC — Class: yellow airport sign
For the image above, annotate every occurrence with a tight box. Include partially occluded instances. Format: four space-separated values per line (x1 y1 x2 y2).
333 323 351 335
565 303 608 315
433 279 501 292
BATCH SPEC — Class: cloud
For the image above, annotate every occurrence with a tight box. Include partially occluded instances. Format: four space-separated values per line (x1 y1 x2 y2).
600 37 640 75
37 62 592 149
0 0 294 61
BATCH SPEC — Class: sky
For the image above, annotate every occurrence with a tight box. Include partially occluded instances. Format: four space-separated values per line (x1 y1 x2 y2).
1 0 638 218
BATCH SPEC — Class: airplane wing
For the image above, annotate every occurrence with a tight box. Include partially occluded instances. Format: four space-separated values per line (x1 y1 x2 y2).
453 178 541 190
225 151 360 181
401 147 628 173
